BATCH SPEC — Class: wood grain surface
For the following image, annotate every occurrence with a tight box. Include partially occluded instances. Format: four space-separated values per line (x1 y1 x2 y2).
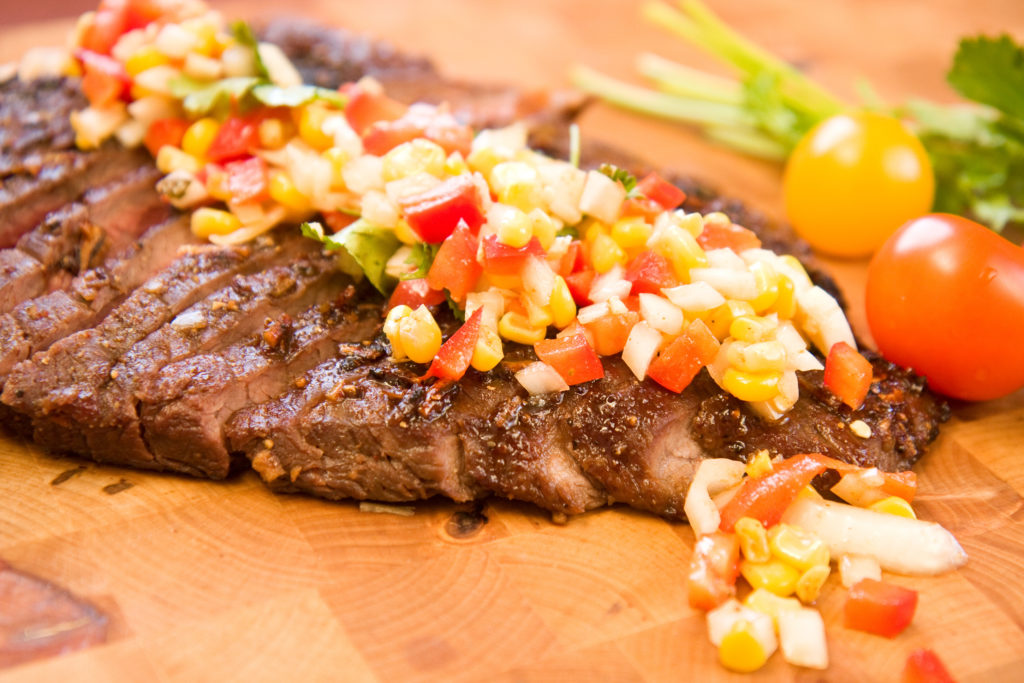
2 1 1024 681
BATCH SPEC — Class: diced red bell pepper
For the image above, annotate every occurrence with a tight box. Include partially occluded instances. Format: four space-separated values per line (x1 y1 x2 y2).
624 250 678 295
534 333 605 386
481 235 545 276
636 172 686 210
844 579 918 638
688 532 741 611
323 210 359 233
717 453 828 531
806 453 917 502
556 320 596 349
79 5 127 55
400 174 485 243
388 278 446 312
343 87 408 136
902 649 956 683
363 112 475 157
427 221 481 301
583 309 640 357
620 197 665 223
425 308 483 381
224 156 269 204
118 0 177 30
697 221 762 253
206 115 262 164
144 117 190 157
824 341 873 410
557 240 585 278
75 50 129 107
646 319 719 394
564 270 595 306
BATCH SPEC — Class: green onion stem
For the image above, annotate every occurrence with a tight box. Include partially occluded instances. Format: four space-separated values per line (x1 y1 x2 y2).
636 53 744 105
704 126 789 161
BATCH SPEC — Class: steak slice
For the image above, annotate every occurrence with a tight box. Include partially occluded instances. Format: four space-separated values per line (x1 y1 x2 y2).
0 163 167 313
136 285 382 477
226 309 948 519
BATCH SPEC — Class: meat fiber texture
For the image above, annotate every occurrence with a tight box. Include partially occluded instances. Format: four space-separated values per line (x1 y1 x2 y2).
0 20 949 520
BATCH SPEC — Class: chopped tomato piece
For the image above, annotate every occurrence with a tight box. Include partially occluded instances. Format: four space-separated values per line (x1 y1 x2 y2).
806 453 917 502
425 309 483 381
688 532 741 611
400 174 485 243
343 87 408 136
583 310 639 357
557 240 585 278
427 221 481 301
224 156 269 204
362 106 474 157
718 453 828 531
556 320 596 349
620 197 665 223
144 118 190 157
636 172 686 210
534 333 604 385
75 50 129 106
80 6 127 55
119 0 177 30
903 649 956 683
481 235 545 276
646 319 719 393
206 115 262 163
824 341 873 410
564 270 595 306
388 278 446 311
322 211 358 233
624 250 678 295
697 221 762 252
844 579 918 638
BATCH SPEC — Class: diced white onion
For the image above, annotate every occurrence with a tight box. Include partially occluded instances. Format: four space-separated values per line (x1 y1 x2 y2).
128 95 181 128
385 172 440 204
739 248 778 266
361 190 399 228
522 255 557 307
322 115 363 158
111 28 149 63
465 290 505 329
774 256 814 293
155 23 198 59
662 281 726 312
775 321 809 355
795 285 856 355
515 361 569 395
258 42 302 87
778 608 828 670
341 155 385 195
537 160 586 225
18 46 68 81
471 122 528 156
578 170 626 224
114 119 146 149
576 301 609 325
622 321 662 381
782 498 968 576
132 65 182 96
221 45 256 78
683 458 746 536
588 264 631 303
789 350 826 373
156 170 209 209
638 293 683 336
70 104 128 148
838 555 882 588
385 246 415 279
830 470 888 508
183 52 223 81
778 369 799 404
705 247 748 271
171 308 207 331
689 267 758 301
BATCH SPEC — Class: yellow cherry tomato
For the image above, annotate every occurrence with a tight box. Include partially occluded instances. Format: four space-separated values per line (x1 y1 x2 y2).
783 111 934 258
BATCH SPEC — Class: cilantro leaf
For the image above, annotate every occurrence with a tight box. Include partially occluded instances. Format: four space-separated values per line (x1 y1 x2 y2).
300 220 400 293
231 20 270 81
171 76 261 117
598 163 638 195
403 242 439 280
251 84 347 109
948 35 1024 121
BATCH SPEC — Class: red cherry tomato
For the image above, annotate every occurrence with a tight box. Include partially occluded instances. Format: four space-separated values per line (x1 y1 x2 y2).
866 214 1024 401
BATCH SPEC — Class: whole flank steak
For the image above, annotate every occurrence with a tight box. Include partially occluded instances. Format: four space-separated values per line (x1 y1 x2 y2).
0 17 947 521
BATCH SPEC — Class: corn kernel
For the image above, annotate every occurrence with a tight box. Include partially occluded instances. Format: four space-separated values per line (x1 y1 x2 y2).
590 232 627 274
549 276 576 329
778 255 812 288
398 305 443 364
322 147 349 190
768 524 830 571
676 211 705 237
744 588 801 630
191 207 240 238
649 223 707 279
729 315 779 344
498 311 546 345
124 46 170 77
529 208 558 250
611 216 652 250
735 517 772 563
392 218 420 246
583 219 607 245
268 170 313 213
445 151 468 176
706 300 755 339
868 496 916 519
185 19 220 56
718 620 769 673
728 340 786 373
472 325 505 371
772 275 797 320
382 138 446 182
795 564 830 604
524 297 554 329
491 161 542 212
746 450 773 478
384 304 413 360
181 117 219 160
156 146 201 174
205 168 231 201
298 104 334 150
466 146 505 179
740 558 801 597
258 118 290 150
723 368 782 402
495 207 534 248
748 260 780 314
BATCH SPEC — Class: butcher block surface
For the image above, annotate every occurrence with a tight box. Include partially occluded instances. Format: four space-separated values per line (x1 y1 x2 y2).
2 1 1024 680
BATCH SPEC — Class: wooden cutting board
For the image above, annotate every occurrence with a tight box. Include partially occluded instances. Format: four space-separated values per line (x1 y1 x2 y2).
2 1 1023 680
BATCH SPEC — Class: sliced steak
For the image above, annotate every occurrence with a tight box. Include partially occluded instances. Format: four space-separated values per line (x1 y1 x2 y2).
0 163 167 313
136 284 382 477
